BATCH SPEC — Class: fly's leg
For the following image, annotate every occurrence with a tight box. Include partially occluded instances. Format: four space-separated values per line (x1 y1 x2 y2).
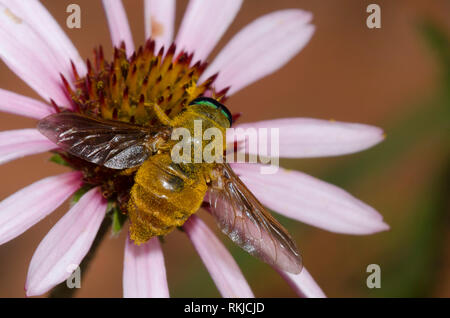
146 102 173 126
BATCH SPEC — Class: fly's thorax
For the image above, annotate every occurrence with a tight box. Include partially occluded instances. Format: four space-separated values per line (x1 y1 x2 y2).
169 105 229 164
173 104 230 130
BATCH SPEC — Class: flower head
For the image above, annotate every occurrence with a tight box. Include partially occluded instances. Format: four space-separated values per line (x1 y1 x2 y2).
0 0 388 298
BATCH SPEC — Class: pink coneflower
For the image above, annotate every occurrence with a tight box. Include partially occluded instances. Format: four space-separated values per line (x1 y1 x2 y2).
0 0 388 298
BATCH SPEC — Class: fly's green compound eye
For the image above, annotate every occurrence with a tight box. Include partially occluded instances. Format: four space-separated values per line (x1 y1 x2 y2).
189 97 233 127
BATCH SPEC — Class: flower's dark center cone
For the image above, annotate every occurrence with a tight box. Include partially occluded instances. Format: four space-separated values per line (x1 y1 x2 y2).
61 40 228 125
55 40 228 210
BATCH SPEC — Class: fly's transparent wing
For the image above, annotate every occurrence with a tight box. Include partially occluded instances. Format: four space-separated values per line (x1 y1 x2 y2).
208 163 302 274
38 112 169 169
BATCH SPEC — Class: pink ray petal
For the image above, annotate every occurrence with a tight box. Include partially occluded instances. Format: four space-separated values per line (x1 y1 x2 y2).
0 0 86 79
144 0 176 51
0 171 83 245
184 215 254 298
200 9 314 95
0 88 54 119
277 268 326 298
0 129 57 165
175 0 242 63
102 0 135 56
123 235 169 298
26 187 107 296
0 4 71 106
228 118 385 158
231 164 389 235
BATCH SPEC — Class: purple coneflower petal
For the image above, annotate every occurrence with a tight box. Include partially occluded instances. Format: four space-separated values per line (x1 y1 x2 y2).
144 0 176 51
0 0 86 78
231 164 389 235
123 236 169 298
26 187 107 296
229 118 385 158
102 0 135 56
0 89 54 119
277 268 326 298
175 0 242 63
184 215 254 298
0 171 83 245
201 9 314 95
0 129 57 165
0 4 71 105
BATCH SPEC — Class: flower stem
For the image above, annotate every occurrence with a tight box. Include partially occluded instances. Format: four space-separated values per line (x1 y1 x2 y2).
48 216 112 298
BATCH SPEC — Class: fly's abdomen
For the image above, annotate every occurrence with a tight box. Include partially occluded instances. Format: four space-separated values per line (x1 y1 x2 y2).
128 154 207 244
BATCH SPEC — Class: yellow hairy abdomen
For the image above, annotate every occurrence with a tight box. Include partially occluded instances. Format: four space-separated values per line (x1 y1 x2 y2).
128 154 208 244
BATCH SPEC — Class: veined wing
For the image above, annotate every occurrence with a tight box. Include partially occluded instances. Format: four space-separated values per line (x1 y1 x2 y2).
38 112 171 169
208 163 302 274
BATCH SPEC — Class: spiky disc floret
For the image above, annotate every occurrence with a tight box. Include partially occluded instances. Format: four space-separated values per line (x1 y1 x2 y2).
62 40 227 126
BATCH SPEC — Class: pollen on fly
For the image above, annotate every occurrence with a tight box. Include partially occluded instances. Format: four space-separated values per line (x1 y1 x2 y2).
38 42 302 275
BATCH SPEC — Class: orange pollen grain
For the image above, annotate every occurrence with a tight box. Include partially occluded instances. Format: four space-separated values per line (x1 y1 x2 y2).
151 18 165 37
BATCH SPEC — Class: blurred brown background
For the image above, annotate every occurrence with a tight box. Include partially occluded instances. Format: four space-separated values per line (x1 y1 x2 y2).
0 0 449 297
